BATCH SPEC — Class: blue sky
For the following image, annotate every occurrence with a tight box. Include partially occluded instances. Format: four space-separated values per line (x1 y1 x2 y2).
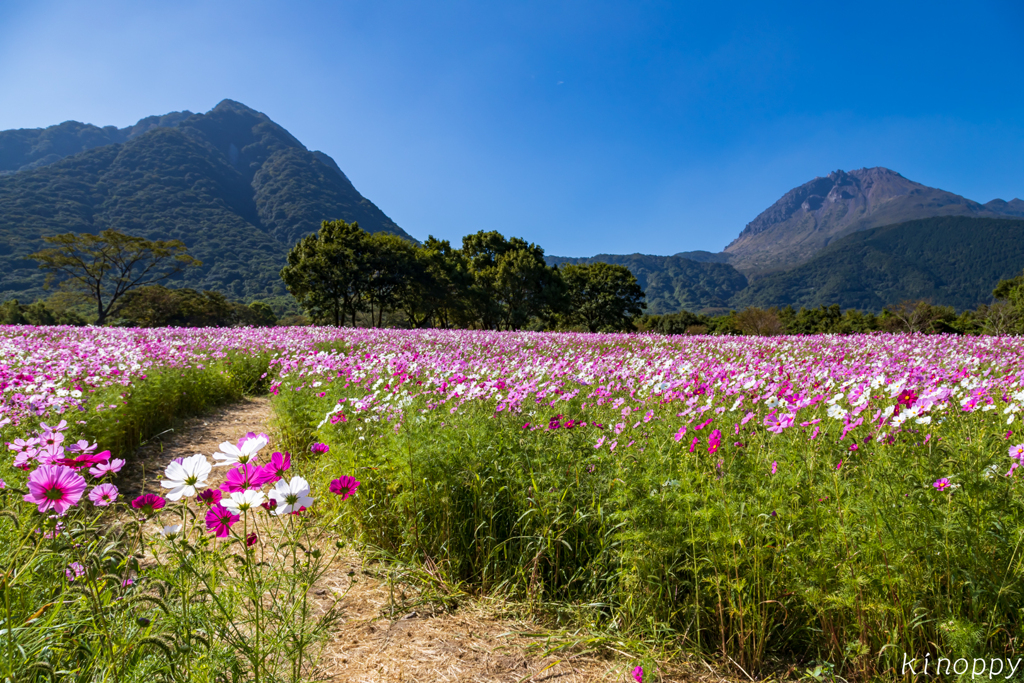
1 1 1021 256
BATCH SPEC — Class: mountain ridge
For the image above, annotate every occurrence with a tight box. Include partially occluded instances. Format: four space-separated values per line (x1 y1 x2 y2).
723 167 1016 273
0 99 412 308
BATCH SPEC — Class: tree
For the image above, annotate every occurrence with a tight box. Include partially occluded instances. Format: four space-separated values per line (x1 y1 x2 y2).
560 262 646 332
280 220 368 326
397 237 473 329
461 230 564 330
363 233 418 327
28 229 200 325
734 307 785 336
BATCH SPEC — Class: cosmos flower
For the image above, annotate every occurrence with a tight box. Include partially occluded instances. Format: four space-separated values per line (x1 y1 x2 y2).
196 488 223 506
262 451 291 483
933 477 951 492
268 476 314 515
222 462 274 492
89 483 119 506
222 489 266 515
65 562 85 582
131 494 166 515
329 476 360 501
161 454 212 501
57 449 111 470
213 432 269 467
205 504 240 537
23 465 88 515
89 458 126 479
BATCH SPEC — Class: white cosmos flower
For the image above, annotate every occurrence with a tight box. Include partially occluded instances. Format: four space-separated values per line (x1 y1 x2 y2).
222 489 266 515
915 416 932 425
268 476 314 516
826 404 848 420
213 433 269 467
160 454 212 501
159 524 182 538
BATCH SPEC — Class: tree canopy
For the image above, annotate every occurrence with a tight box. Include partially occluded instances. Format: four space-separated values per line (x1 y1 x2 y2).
28 229 200 325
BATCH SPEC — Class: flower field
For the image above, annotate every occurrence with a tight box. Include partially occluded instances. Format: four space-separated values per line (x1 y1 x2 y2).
3 326 1024 679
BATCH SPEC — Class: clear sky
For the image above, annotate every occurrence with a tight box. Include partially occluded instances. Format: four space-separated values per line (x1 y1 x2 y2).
1 1 1021 256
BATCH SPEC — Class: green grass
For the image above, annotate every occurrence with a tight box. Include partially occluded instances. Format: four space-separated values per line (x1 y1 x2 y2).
273 386 1024 680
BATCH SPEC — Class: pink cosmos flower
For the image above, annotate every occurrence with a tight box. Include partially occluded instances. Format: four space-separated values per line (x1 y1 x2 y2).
764 412 795 434
0 478 5 489
89 458 125 478
674 426 687 442
836 460 843 471
688 436 699 454
13 450 37 470
707 429 722 454
65 562 85 582
205 504 240 537
310 443 329 454
771 461 778 475
196 488 223 506
329 476 360 501
89 483 119 506
38 430 65 450
330 413 347 424
933 477 951 492
35 443 65 466
67 440 97 454
246 532 258 547
262 451 291 483
131 494 166 515
632 665 643 682
23 465 88 515
1009 444 1024 461
222 462 274 492
40 420 68 433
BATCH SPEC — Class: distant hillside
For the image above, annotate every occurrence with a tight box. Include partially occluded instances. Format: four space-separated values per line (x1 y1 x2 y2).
547 253 747 314
0 112 192 175
724 167 1014 274
0 100 411 306
730 216 1024 311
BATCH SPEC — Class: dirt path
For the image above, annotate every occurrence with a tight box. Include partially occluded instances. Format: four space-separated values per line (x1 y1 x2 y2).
126 398 697 682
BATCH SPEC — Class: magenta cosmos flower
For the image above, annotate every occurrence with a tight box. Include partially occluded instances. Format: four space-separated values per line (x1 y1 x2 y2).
933 477 951 492
57 449 110 470
205 504 240 537
221 462 273 493
89 483 119 506
131 493 166 515
632 665 644 682
329 476 360 501
310 443 329 454
196 488 223 506
23 465 88 515
262 451 291 483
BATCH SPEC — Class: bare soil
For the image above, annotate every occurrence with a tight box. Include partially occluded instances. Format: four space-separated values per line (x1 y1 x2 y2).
125 398 706 682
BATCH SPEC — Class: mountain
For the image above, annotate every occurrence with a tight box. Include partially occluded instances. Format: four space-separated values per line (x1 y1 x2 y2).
723 167 1014 274
0 100 411 307
0 112 193 175
724 166 1024 274
730 216 1024 312
547 253 747 314
984 198 1024 217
